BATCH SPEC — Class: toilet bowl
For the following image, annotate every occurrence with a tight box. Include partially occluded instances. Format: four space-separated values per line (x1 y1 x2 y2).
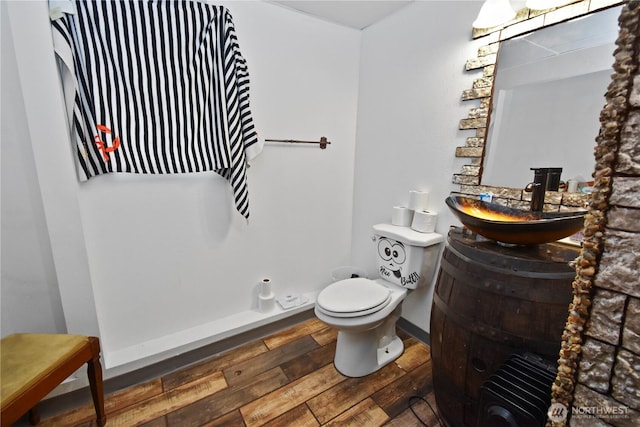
315 223 443 377
315 277 407 377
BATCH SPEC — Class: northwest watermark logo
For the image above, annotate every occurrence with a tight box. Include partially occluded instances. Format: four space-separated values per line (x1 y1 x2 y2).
547 403 630 422
548 403 568 422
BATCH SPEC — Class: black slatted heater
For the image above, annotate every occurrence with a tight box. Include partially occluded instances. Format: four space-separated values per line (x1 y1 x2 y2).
476 353 557 427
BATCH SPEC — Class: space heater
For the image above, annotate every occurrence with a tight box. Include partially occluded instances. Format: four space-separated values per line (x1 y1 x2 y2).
476 353 557 427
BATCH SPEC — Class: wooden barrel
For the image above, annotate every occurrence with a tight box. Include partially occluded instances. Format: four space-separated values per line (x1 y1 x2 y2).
430 228 578 427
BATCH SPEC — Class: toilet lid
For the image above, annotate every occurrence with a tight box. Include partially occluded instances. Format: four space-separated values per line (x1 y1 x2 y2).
317 278 391 318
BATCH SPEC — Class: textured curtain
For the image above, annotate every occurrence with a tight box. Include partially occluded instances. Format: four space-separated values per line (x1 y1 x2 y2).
50 0 262 219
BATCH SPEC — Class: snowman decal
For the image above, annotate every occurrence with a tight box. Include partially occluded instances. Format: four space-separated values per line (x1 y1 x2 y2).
378 237 420 287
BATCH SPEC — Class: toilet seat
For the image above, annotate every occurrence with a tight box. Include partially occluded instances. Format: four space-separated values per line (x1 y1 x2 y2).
316 278 392 318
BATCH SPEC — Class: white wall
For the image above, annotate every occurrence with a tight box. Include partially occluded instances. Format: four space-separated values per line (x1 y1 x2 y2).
352 1 483 332
1 1 66 336
2 0 360 374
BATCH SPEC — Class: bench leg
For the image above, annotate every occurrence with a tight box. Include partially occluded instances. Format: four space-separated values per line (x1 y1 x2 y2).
87 337 107 427
28 406 40 425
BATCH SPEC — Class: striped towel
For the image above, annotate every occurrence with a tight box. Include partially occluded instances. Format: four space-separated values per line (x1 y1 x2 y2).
51 0 262 219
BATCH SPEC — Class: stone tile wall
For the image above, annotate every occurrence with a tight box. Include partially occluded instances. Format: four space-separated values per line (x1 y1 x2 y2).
572 121 640 423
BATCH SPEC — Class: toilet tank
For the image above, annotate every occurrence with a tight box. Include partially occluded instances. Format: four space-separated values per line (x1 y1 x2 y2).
373 223 443 289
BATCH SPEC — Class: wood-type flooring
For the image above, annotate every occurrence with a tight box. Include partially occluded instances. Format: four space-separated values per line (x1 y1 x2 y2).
23 318 439 426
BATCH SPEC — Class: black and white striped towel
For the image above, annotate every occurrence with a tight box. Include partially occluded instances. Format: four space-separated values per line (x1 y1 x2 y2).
51 0 261 219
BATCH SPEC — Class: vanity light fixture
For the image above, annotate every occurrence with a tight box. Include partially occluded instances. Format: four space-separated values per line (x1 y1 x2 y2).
472 0 517 29
525 0 576 10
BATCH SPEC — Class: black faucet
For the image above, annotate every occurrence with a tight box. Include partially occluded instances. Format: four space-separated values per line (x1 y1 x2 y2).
526 167 563 211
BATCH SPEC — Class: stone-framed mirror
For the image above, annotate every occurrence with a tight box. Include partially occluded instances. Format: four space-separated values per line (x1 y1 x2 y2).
454 0 624 212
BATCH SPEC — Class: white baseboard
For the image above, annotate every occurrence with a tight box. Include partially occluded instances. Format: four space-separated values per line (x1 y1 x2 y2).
103 292 317 373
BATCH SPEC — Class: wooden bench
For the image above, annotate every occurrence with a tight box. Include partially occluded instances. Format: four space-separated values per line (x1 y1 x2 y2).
1 334 106 426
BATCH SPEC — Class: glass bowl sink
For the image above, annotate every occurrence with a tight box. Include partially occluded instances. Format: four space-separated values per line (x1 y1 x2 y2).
446 196 587 245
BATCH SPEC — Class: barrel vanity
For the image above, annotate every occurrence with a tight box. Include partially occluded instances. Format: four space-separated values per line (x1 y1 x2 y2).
430 227 579 427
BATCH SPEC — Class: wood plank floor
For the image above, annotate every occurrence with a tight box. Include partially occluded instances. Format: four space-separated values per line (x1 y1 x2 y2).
26 318 440 427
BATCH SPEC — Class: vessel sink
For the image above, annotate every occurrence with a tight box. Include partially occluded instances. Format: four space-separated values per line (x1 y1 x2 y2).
445 196 587 245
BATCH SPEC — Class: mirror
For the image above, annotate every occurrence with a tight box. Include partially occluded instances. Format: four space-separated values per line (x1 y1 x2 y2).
454 1 625 212
481 6 621 189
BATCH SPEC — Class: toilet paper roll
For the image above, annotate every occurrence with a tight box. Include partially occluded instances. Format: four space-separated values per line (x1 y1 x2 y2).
567 180 579 193
411 210 438 233
258 278 275 313
408 190 429 212
391 206 413 226
260 278 272 297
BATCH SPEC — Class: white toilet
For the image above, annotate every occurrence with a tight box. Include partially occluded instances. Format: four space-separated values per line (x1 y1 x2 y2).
315 223 443 377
